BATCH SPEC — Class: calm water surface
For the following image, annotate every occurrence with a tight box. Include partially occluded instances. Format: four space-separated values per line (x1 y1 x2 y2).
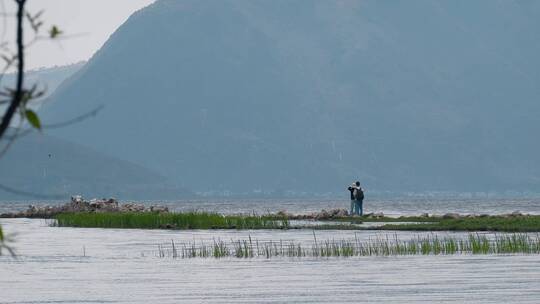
2 218 540 303
2 197 540 215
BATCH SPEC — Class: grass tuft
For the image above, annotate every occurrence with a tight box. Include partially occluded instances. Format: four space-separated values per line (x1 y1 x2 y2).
153 232 540 259
54 212 289 230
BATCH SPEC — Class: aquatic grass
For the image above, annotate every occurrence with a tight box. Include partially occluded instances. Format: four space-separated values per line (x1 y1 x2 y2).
378 215 540 232
326 215 540 232
331 216 442 223
53 212 540 232
151 233 540 259
54 212 289 230
0 225 15 256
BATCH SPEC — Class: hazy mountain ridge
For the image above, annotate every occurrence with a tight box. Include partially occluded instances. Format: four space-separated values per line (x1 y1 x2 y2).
2 62 84 102
0 131 191 200
40 0 540 195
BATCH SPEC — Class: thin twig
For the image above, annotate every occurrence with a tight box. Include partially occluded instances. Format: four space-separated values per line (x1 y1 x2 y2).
0 0 25 139
0 104 104 141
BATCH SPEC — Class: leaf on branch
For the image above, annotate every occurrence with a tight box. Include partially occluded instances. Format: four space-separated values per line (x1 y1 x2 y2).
49 25 62 39
25 109 41 130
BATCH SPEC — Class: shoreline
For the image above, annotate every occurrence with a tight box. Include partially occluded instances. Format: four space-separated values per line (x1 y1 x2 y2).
2 197 539 232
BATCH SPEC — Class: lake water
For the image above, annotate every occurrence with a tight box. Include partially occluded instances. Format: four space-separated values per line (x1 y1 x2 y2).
2 216 540 303
2 197 540 216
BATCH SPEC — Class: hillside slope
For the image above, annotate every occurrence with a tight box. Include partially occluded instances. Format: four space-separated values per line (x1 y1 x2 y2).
0 132 190 199
3 62 84 102
41 0 540 194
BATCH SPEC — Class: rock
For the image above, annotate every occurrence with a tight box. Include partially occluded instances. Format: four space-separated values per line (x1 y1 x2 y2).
363 212 384 218
314 209 330 220
150 205 169 213
309 208 349 220
120 203 146 212
299 213 310 219
288 213 304 220
71 195 83 204
276 210 290 218
288 214 301 220
442 213 461 219
69 195 91 212
89 198 119 212
1 195 159 218
335 209 349 217
511 211 523 217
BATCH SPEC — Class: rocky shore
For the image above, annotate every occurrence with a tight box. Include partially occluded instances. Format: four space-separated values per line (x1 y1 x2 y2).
277 209 528 221
276 209 385 220
0 196 169 219
0 197 529 221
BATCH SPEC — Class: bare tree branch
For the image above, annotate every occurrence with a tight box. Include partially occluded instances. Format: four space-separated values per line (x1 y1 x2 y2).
0 0 25 139
0 104 105 141
0 115 21 157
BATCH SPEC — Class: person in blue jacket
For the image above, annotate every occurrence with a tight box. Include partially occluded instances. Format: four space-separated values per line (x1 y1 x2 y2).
347 181 364 216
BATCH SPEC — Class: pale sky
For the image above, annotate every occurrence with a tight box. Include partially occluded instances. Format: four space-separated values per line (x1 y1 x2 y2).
1 0 156 70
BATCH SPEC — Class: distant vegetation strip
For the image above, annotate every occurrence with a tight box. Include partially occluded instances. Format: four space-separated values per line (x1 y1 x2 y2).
53 212 540 232
374 215 540 232
55 212 289 230
320 214 540 232
154 233 540 259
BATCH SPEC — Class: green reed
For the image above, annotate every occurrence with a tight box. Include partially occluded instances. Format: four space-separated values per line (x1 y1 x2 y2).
154 233 540 259
54 212 289 230
379 215 540 232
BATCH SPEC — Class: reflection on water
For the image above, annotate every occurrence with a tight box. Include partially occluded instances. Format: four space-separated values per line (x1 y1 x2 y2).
1 218 540 303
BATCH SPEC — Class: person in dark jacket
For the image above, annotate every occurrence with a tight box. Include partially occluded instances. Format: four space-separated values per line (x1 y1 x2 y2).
353 181 364 216
347 181 364 216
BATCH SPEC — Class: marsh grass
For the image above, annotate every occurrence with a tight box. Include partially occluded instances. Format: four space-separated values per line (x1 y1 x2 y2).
154 233 540 259
0 226 15 256
54 212 289 230
376 216 540 232
331 216 441 223
53 212 540 232
325 215 540 232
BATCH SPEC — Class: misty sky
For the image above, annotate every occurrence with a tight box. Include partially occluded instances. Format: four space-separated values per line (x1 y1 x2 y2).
1 0 155 70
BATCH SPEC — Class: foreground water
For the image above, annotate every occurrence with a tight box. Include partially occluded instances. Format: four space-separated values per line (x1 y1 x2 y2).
2 218 540 303
2 197 540 216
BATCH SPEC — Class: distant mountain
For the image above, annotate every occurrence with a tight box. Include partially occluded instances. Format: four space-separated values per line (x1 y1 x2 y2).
41 0 540 195
0 131 191 200
3 62 84 104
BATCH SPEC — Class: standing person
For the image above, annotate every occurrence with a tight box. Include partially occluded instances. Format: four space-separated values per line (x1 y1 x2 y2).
353 181 364 216
347 182 357 215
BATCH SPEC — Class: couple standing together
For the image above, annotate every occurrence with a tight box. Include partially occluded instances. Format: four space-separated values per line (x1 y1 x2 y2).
347 181 364 216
